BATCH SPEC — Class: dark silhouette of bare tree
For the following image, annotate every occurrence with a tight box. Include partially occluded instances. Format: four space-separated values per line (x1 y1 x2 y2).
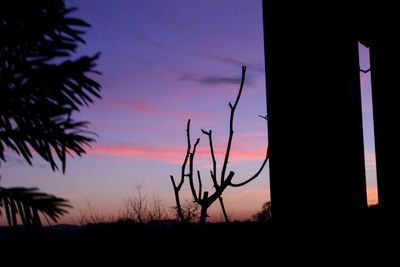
171 66 269 224
170 120 192 223
0 0 101 227
252 201 272 222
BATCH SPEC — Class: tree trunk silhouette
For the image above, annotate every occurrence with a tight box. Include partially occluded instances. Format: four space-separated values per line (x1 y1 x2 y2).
170 175 185 222
199 192 209 225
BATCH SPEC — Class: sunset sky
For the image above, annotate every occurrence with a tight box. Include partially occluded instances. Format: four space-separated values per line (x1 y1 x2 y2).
1 0 377 224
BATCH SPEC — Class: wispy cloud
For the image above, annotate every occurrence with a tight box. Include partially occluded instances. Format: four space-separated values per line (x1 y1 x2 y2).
178 74 245 86
132 34 181 52
202 53 245 66
200 53 265 73
109 100 157 114
131 35 265 74
107 99 208 121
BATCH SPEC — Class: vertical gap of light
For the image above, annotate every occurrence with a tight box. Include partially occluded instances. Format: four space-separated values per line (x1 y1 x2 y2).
358 42 378 205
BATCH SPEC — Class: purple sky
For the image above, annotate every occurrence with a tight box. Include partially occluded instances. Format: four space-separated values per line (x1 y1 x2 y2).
1 0 377 224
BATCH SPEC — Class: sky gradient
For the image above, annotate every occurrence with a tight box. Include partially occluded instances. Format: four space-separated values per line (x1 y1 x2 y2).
1 0 377 224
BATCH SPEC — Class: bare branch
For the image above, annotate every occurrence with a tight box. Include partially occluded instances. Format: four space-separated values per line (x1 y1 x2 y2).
210 170 219 189
170 175 184 222
218 196 230 223
230 148 269 187
202 191 209 200
259 114 268 120
169 119 193 223
128 185 148 223
208 171 235 204
188 138 200 202
201 128 229 224
232 66 247 109
147 196 166 221
179 119 192 189
170 175 177 189
172 65 268 224
201 129 218 187
221 65 247 184
201 129 209 135
197 170 202 200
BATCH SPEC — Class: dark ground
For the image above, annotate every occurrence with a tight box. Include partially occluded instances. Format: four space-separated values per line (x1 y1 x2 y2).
0 219 398 264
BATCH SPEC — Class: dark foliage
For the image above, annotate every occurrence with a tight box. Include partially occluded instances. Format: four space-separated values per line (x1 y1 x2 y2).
0 0 101 227
0 0 101 172
0 186 71 227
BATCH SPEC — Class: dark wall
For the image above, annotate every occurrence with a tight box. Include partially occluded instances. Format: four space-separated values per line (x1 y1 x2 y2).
263 1 367 225
362 2 400 223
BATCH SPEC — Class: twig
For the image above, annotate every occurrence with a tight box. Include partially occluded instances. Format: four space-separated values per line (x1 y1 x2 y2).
197 170 202 200
221 65 247 184
201 129 218 188
230 148 269 187
188 138 200 202
169 119 192 222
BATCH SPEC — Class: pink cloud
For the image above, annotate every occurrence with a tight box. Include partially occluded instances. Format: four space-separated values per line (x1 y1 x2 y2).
229 148 267 161
88 141 268 164
197 139 268 163
89 144 184 164
107 99 209 122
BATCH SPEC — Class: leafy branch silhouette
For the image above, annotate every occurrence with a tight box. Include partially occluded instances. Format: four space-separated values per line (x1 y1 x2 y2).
0 0 101 172
0 187 71 227
0 0 102 227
